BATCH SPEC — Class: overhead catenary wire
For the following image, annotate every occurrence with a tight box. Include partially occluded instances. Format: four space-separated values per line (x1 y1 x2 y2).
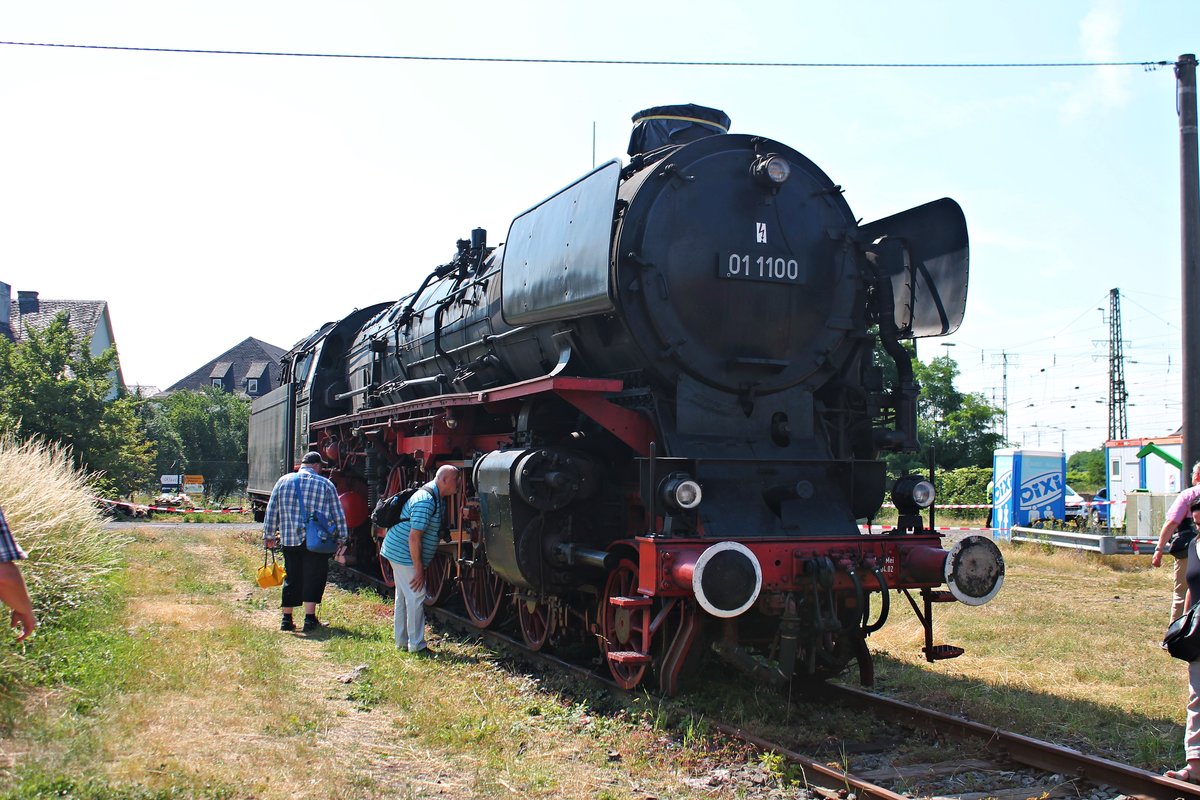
0 40 1180 69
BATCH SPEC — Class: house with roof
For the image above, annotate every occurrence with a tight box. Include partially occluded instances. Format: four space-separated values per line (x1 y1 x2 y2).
0 281 125 394
161 337 287 399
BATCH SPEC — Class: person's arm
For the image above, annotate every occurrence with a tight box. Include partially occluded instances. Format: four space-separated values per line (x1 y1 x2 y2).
406 492 436 591
263 479 282 549
408 526 426 591
0 562 36 641
1154 519 1181 567
327 482 349 542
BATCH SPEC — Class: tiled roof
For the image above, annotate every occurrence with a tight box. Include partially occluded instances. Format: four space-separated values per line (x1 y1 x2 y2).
162 337 289 395
9 299 107 344
5 295 124 391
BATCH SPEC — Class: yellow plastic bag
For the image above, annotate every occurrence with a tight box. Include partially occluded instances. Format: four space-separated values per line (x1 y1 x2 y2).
256 549 286 588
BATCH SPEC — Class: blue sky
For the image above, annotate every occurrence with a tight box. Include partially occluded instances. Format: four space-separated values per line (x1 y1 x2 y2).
0 0 1194 456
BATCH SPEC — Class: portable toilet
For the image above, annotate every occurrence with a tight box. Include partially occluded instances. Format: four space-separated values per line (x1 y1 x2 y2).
992 449 1066 540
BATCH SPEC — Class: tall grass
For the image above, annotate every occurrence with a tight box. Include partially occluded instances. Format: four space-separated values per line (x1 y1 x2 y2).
0 433 130 639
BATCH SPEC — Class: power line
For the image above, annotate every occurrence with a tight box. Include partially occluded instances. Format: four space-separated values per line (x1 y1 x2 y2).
0 40 1178 69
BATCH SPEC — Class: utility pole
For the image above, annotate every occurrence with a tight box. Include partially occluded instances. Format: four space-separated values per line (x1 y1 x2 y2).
1107 288 1128 441
1179 54 1200 474
999 351 1010 443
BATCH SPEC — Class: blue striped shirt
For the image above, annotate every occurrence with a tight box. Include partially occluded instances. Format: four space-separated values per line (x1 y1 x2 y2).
380 482 442 567
263 467 348 548
0 507 27 563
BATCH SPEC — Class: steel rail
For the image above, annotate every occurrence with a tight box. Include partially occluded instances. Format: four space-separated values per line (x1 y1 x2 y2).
343 565 1185 799
827 683 1200 800
423 605 910 800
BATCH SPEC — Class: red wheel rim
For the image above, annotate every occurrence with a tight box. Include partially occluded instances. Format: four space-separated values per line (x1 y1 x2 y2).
516 595 554 651
423 551 453 607
600 558 650 689
378 553 396 588
461 557 505 628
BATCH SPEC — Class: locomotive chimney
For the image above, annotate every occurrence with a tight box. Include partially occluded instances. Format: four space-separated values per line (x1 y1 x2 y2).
627 104 731 157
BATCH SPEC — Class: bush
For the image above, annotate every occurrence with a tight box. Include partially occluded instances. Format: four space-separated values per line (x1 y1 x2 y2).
934 466 992 509
0 433 130 632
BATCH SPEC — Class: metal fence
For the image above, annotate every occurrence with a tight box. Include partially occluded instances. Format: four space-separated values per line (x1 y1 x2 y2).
1008 526 1156 555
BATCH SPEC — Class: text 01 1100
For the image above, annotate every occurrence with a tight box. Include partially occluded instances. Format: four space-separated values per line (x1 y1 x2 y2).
719 252 804 284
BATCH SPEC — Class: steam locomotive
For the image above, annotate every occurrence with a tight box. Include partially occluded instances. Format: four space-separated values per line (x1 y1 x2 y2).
247 105 1004 694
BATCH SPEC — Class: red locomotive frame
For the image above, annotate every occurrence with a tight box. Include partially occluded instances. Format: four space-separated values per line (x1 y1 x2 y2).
305 373 987 694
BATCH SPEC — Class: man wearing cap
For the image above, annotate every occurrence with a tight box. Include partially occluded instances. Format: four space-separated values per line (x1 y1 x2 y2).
1153 462 1200 622
263 451 348 633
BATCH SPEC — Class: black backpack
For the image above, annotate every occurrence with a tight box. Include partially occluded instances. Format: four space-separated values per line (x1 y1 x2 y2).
370 486 419 529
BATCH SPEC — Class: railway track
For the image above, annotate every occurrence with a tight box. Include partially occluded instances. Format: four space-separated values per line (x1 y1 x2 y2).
410 598 1198 800
333 560 1193 799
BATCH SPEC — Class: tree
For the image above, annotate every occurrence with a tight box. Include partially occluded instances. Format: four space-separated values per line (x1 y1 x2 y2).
134 390 186 489
1067 448 1105 490
150 388 251 502
0 313 154 496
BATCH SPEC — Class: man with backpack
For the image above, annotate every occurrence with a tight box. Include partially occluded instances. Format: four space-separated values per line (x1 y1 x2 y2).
380 464 460 655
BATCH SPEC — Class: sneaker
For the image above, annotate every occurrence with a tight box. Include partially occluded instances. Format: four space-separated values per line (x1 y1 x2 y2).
280 615 295 632
411 646 436 658
302 615 321 633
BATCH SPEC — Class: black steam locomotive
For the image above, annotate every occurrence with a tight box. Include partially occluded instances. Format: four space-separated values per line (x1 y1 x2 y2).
247 105 1003 693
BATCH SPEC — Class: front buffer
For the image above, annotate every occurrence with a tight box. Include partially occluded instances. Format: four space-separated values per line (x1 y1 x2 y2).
599 533 1005 694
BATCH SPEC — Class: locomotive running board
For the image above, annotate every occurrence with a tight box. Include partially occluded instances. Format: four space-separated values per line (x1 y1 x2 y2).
313 374 656 456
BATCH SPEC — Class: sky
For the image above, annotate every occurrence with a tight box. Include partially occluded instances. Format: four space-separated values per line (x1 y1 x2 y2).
0 0 1195 457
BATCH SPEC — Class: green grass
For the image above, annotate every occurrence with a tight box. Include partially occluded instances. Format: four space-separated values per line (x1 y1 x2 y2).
3 511 1192 795
2 774 239 800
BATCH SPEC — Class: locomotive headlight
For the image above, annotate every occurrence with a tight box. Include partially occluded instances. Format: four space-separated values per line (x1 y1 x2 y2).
892 474 935 515
661 473 703 511
751 155 791 187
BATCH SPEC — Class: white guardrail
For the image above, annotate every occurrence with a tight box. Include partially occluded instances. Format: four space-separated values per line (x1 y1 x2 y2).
1009 526 1156 555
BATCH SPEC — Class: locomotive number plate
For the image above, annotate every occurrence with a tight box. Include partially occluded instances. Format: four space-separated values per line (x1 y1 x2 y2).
719 252 804 284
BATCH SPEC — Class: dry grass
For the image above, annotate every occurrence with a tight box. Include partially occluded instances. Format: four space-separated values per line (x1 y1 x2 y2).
1 526 769 799
0 433 129 611
865 538 1182 766
2 515 1190 795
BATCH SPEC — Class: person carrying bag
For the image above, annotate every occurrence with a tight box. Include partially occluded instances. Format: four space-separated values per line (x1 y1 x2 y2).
1153 463 1200 623
262 451 348 633
1162 500 1200 784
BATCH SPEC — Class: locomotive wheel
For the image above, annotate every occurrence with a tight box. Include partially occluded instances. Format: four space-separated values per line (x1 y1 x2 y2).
460 557 506 628
423 551 454 608
516 594 555 651
599 558 652 690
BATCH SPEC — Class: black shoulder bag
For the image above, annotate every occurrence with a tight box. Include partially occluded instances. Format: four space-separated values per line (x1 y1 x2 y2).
1165 603 1200 661
1168 517 1197 558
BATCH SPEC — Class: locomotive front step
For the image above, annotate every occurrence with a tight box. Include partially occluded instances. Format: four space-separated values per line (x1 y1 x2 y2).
608 595 652 608
928 590 956 603
924 644 965 661
607 650 653 664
